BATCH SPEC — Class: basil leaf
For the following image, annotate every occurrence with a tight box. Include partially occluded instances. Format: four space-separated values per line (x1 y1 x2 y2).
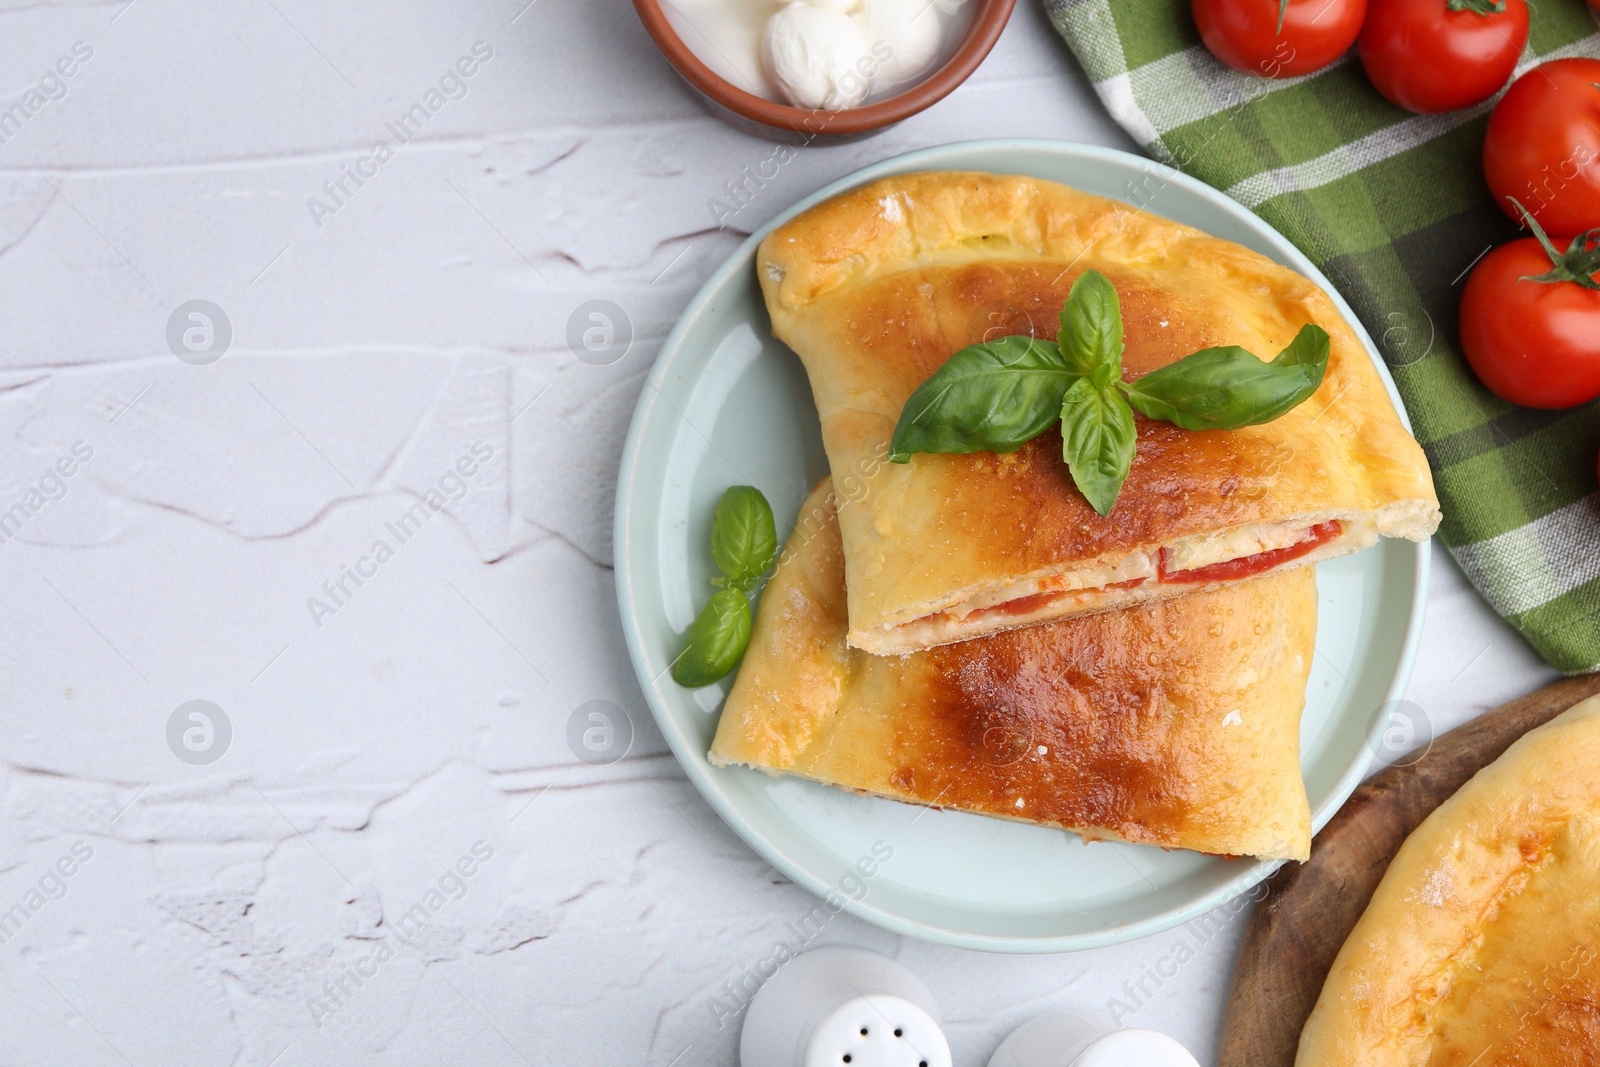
1059 377 1136 517
1121 324 1330 431
672 587 752 688
711 486 776 586
1058 268 1124 380
888 335 1073 462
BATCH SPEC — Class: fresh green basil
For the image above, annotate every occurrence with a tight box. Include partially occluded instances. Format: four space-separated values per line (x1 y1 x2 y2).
888 335 1073 462
886 269 1333 514
672 587 751 688
1059 377 1136 517
711 485 776 588
675 485 774 688
1057 268 1124 379
1120 324 1330 431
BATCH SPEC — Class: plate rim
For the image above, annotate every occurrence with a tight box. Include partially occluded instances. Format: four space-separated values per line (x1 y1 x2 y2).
614 138 1431 952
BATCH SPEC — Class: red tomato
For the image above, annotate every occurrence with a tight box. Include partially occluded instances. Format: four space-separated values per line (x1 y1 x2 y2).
1460 235 1600 409
1484 60 1600 238
1193 0 1367 78
1358 0 1527 114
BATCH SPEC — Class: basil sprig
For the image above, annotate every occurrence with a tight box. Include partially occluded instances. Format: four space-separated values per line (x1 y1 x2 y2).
887 335 1075 460
888 269 1330 516
710 485 778 584
674 486 775 688
1121 324 1330 431
1059 375 1136 516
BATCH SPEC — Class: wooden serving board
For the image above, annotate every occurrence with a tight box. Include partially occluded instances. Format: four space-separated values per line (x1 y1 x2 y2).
1217 673 1600 1067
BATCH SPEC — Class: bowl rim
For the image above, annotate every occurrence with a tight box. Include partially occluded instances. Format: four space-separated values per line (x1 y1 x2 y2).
631 0 1018 135
612 138 1434 952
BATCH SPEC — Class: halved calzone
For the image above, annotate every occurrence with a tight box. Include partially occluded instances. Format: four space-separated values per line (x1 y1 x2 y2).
1299 694 1600 1064
757 171 1439 654
709 481 1316 861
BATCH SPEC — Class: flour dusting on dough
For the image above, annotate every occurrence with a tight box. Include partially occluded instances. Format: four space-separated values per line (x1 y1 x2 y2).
878 195 903 224
1414 862 1454 907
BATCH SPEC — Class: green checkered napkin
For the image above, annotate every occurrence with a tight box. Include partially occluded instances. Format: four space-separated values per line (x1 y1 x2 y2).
1045 0 1600 673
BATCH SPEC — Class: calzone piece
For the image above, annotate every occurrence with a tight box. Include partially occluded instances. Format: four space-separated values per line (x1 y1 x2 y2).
709 482 1315 861
758 171 1439 654
1299 695 1600 1065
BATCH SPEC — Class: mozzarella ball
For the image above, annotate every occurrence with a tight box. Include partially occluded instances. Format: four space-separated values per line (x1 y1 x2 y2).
761 3 873 109
855 0 943 83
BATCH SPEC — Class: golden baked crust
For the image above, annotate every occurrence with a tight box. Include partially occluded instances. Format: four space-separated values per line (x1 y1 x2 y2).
757 171 1439 654
708 481 1315 861
1298 695 1600 1065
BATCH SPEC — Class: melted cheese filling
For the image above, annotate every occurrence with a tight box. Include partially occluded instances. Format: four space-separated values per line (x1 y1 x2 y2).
909 518 1376 631
1163 521 1318 573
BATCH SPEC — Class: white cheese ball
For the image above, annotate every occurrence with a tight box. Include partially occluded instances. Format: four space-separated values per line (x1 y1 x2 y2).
855 0 944 83
761 3 873 110
807 0 861 11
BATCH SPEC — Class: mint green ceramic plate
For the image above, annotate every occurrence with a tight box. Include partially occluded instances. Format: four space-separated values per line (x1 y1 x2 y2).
614 140 1429 952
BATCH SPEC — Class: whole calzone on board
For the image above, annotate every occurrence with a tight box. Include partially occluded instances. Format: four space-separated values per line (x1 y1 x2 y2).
757 171 1439 654
1299 694 1600 1065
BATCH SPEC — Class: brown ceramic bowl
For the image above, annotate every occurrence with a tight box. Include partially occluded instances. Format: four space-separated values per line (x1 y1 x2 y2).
633 0 1017 141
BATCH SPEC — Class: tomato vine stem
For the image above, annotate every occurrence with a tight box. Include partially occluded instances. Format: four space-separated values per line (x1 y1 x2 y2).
1510 197 1600 291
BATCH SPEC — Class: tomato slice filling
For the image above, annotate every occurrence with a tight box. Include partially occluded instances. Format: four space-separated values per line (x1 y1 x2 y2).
1157 521 1343 584
992 591 1062 617
914 528 1341 630
986 577 1149 618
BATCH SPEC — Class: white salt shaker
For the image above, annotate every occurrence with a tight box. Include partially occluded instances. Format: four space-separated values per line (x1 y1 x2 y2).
740 946 952 1067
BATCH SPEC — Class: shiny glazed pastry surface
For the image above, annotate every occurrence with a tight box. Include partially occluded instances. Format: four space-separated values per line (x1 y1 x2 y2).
1299 695 1600 1065
756 171 1439 654
709 481 1316 861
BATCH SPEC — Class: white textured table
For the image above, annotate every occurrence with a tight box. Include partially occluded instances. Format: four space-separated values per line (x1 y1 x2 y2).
0 0 1557 1063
